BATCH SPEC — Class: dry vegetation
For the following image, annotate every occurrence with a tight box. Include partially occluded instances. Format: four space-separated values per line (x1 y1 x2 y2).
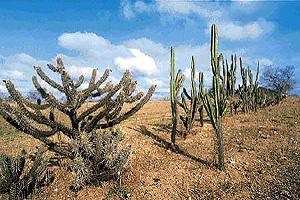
0 96 299 199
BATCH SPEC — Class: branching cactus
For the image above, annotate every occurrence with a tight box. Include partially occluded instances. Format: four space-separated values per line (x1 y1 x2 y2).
224 55 237 114
178 56 198 133
0 57 156 188
238 59 259 112
0 57 155 157
199 24 228 170
170 47 185 144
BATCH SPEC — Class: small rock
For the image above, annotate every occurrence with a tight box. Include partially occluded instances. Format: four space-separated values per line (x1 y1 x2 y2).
153 177 161 186
229 158 235 164
54 188 58 192
260 133 267 139
153 177 160 183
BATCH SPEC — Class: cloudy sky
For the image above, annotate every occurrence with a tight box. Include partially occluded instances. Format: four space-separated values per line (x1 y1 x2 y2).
0 0 299 98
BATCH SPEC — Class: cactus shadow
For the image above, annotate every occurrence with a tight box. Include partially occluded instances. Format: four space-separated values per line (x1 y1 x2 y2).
132 125 216 169
151 118 211 137
151 123 186 137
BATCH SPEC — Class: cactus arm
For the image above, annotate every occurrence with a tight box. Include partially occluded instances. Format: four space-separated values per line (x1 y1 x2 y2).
175 70 185 96
211 24 218 65
180 92 189 114
1 81 74 138
23 100 50 110
0 104 58 137
77 71 131 122
91 81 114 97
182 88 192 100
32 76 70 114
85 83 154 132
95 85 156 129
124 92 144 103
78 69 111 105
74 75 85 89
34 66 65 93
89 69 97 87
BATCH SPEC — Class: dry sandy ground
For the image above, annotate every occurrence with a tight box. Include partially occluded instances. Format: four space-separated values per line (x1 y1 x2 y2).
0 97 299 199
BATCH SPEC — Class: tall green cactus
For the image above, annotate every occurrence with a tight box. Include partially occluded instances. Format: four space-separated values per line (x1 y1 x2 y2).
198 72 204 127
238 58 259 113
199 24 228 170
170 47 185 144
178 56 198 133
253 62 260 112
224 55 237 114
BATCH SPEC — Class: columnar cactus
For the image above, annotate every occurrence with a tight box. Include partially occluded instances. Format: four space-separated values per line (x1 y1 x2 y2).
224 55 237 114
170 47 185 144
238 59 259 113
178 56 198 133
198 72 204 127
199 24 228 170
0 57 156 158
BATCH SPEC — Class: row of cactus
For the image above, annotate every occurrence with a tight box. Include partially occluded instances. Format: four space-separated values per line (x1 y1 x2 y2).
223 55 238 114
170 39 238 140
256 87 285 107
170 51 205 142
169 24 286 170
169 25 227 169
237 58 260 113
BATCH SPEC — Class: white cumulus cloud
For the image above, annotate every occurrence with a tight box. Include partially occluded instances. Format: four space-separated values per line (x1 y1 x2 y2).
157 0 222 19
207 19 274 40
115 48 158 75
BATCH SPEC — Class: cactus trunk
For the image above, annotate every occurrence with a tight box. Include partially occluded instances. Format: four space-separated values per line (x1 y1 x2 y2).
170 47 177 144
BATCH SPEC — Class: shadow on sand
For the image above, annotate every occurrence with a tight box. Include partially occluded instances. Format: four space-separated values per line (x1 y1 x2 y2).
130 125 216 169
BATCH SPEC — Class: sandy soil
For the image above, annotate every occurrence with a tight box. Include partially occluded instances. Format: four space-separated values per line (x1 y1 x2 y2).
0 97 299 199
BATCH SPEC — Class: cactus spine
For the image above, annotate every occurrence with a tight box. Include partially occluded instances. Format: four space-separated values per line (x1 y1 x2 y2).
199 24 227 170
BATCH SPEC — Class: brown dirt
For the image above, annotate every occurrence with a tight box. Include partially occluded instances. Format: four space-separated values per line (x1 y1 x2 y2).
0 97 299 199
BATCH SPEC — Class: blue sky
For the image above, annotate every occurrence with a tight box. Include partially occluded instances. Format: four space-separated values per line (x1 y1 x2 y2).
0 0 299 98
